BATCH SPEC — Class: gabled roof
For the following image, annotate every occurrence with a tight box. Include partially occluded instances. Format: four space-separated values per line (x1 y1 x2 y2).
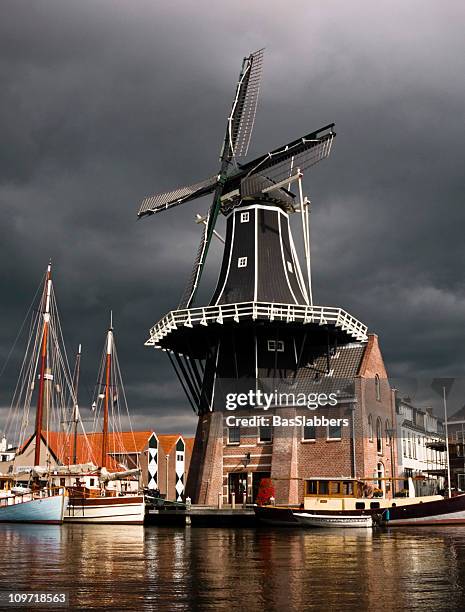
158 434 182 455
19 430 158 471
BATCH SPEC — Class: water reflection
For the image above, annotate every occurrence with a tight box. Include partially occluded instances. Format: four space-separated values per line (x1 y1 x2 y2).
0 525 464 610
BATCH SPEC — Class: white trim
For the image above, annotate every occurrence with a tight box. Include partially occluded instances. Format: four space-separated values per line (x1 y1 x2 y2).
214 211 236 306
146 302 368 345
288 223 309 304
254 206 258 301
278 214 298 305
232 202 288 216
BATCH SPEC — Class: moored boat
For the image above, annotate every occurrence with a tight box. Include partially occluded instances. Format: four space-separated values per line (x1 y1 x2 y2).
0 487 68 524
66 494 144 524
254 477 465 528
63 318 145 524
383 492 465 526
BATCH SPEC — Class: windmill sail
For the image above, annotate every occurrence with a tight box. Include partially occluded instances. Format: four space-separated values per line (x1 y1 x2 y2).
243 126 335 184
138 175 218 218
178 209 210 308
226 48 264 160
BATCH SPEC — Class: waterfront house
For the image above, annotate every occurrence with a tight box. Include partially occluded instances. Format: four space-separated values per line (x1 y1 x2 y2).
395 397 446 495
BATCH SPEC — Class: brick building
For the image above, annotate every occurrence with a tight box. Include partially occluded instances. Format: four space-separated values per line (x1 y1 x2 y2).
187 334 397 505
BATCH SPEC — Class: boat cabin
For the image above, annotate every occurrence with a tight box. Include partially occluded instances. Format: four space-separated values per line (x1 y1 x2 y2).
303 477 442 511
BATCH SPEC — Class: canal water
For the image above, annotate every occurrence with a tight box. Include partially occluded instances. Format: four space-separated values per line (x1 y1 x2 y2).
0 524 464 611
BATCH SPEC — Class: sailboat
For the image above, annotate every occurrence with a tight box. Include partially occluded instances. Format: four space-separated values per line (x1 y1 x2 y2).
64 317 145 524
0 263 68 523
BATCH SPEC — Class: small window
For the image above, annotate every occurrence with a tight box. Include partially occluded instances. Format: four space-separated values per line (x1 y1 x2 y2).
370 501 380 509
60 478 66 487
376 418 383 454
238 257 248 268
355 502 366 510
318 481 329 495
302 425 316 441
177 454 183 462
375 374 381 401
306 480 318 495
267 340 284 352
89 478 95 487
368 414 373 442
240 211 250 223
259 426 272 443
328 424 342 440
286 260 293 274
228 426 240 444
385 420 391 445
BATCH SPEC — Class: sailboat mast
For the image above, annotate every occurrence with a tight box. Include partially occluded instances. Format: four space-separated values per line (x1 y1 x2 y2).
34 263 52 467
101 318 113 468
72 344 82 465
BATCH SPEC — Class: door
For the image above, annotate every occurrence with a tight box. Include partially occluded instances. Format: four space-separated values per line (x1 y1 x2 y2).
228 472 247 503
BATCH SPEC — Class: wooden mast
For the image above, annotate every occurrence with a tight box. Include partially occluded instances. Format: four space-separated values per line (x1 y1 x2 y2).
72 344 82 465
101 314 113 469
34 262 52 467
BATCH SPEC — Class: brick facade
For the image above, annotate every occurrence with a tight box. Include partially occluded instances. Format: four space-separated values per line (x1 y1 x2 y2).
187 334 398 505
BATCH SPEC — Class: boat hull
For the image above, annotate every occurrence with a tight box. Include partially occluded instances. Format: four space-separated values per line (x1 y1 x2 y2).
65 495 145 524
255 506 373 528
386 494 465 525
0 493 68 524
255 495 465 527
294 512 373 528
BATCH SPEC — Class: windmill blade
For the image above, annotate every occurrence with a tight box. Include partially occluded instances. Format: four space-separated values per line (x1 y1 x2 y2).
225 48 265 161
178 208 211 309
243 124 335 184
138 175 218 218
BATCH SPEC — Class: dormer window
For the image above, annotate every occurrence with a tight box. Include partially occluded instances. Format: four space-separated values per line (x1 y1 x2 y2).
240 212 250 223
238 257 248 268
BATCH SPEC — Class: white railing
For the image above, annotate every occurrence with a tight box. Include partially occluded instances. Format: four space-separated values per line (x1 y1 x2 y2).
146 302 368 347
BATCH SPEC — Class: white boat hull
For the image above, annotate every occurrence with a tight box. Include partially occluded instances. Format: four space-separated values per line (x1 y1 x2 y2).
65 496 145 524
293 512 373 528
0 492 68 524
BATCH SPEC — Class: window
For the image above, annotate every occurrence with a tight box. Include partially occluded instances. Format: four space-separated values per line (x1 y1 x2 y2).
402 435 407 457
238 257 248 268
328 424 342 440
177 454 184 462
286 260 294 274
385 420 391 445
89 478 95 487
60 478 66 487
267 339 284 352
228 426 240 444
259 426 272 443
302 425 316 441
306 480 318 495
376 418 382 454
240 211 250 223
375 374 381 401
368 414 373 441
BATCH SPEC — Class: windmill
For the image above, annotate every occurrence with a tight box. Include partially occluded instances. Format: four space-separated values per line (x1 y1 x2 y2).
138 50 368 505
138 49 334 308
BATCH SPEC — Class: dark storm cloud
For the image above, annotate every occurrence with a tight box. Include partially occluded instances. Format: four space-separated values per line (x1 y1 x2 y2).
1 0 465 431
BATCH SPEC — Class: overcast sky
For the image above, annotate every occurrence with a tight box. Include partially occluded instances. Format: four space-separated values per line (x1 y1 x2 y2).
1 0 465 434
